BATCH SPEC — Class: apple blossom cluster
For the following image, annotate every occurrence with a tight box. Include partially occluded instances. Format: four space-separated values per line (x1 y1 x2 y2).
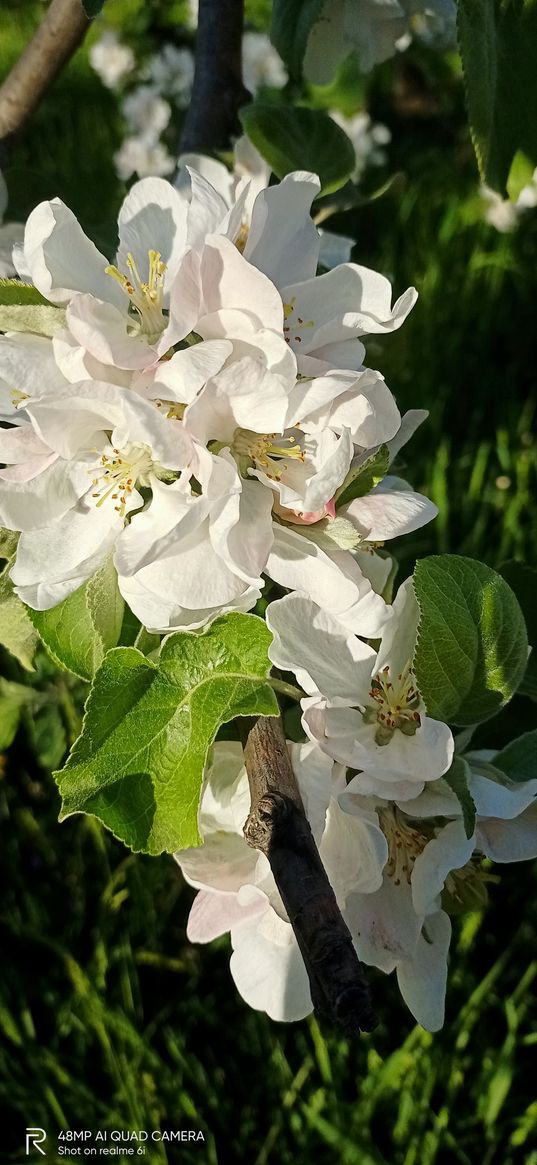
0 158 534 1032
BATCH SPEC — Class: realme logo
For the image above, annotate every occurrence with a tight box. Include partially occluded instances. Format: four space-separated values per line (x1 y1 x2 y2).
25 1129 47 1156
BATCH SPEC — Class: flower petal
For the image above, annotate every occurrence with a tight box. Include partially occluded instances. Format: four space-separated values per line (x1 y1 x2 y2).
396 911 451 1032
244 171 321 288
266 592 375 699
24 199 122 306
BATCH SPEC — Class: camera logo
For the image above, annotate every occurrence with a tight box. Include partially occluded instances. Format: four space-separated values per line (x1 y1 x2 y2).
25 1129 47 1156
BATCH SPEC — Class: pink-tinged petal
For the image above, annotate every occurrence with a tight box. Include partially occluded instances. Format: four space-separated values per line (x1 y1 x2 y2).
23 199 122 306
186 889 264 943
396 911 451 1032
0 423 54 468
176 831 259 894
0 456 88 531
344 877 422 974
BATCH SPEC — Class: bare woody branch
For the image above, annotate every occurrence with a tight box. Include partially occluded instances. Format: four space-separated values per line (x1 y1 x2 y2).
241 715 377 1036
0 0 90 145
180 0 250 154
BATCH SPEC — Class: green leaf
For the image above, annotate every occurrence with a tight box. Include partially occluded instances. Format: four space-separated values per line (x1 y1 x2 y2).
29 559 124 681
493 730 537 784
0 304 66 337
335 445 390 508
499 561 537 701
506 150 536 200
458 0 537 194
271 0 325 77
443 756 476 839
0 279 48 307
0 558 38 671
0 679 40 750
239 103 355 196
413 555 528 726
29 704 67 770
0 527 19 560
54 613 279 855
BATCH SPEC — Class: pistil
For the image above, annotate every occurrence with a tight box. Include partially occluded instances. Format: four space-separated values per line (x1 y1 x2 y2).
364 662 422 746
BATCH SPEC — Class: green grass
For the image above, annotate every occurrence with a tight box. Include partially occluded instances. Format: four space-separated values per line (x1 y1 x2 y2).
1 4 537 1163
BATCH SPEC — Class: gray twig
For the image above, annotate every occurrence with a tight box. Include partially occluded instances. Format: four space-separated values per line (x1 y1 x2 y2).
0 0 90 145
241 715 377 1036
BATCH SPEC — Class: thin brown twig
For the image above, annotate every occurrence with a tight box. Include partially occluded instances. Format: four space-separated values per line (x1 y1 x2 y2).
0 0 90 145
241 715 377 1036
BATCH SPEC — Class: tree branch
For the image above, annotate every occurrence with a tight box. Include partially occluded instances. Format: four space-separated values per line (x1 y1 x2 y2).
180 0 250 154
0 0 90 145
241 715 377 1036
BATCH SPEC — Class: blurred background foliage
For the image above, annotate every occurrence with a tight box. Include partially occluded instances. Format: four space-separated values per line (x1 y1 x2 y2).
1 1 536 1162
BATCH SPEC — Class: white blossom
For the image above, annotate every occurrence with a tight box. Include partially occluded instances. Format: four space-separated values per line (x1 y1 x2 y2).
89 31 135 90
331 110 391 182
145 45 195 102
267 581 454 799
242 31 288 94
121 86 172 139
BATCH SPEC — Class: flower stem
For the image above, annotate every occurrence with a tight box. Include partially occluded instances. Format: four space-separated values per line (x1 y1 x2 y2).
269 677 304 702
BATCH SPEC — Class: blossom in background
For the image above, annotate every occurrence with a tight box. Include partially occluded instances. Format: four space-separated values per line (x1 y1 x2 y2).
242 31 288 94
0 170 25 279
332 111 391 183
121 87 172 140
88 30 135 90
144 44 195 101
480 174 537 233
114 137 176 182
267 581 454 800
304 0 457 80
